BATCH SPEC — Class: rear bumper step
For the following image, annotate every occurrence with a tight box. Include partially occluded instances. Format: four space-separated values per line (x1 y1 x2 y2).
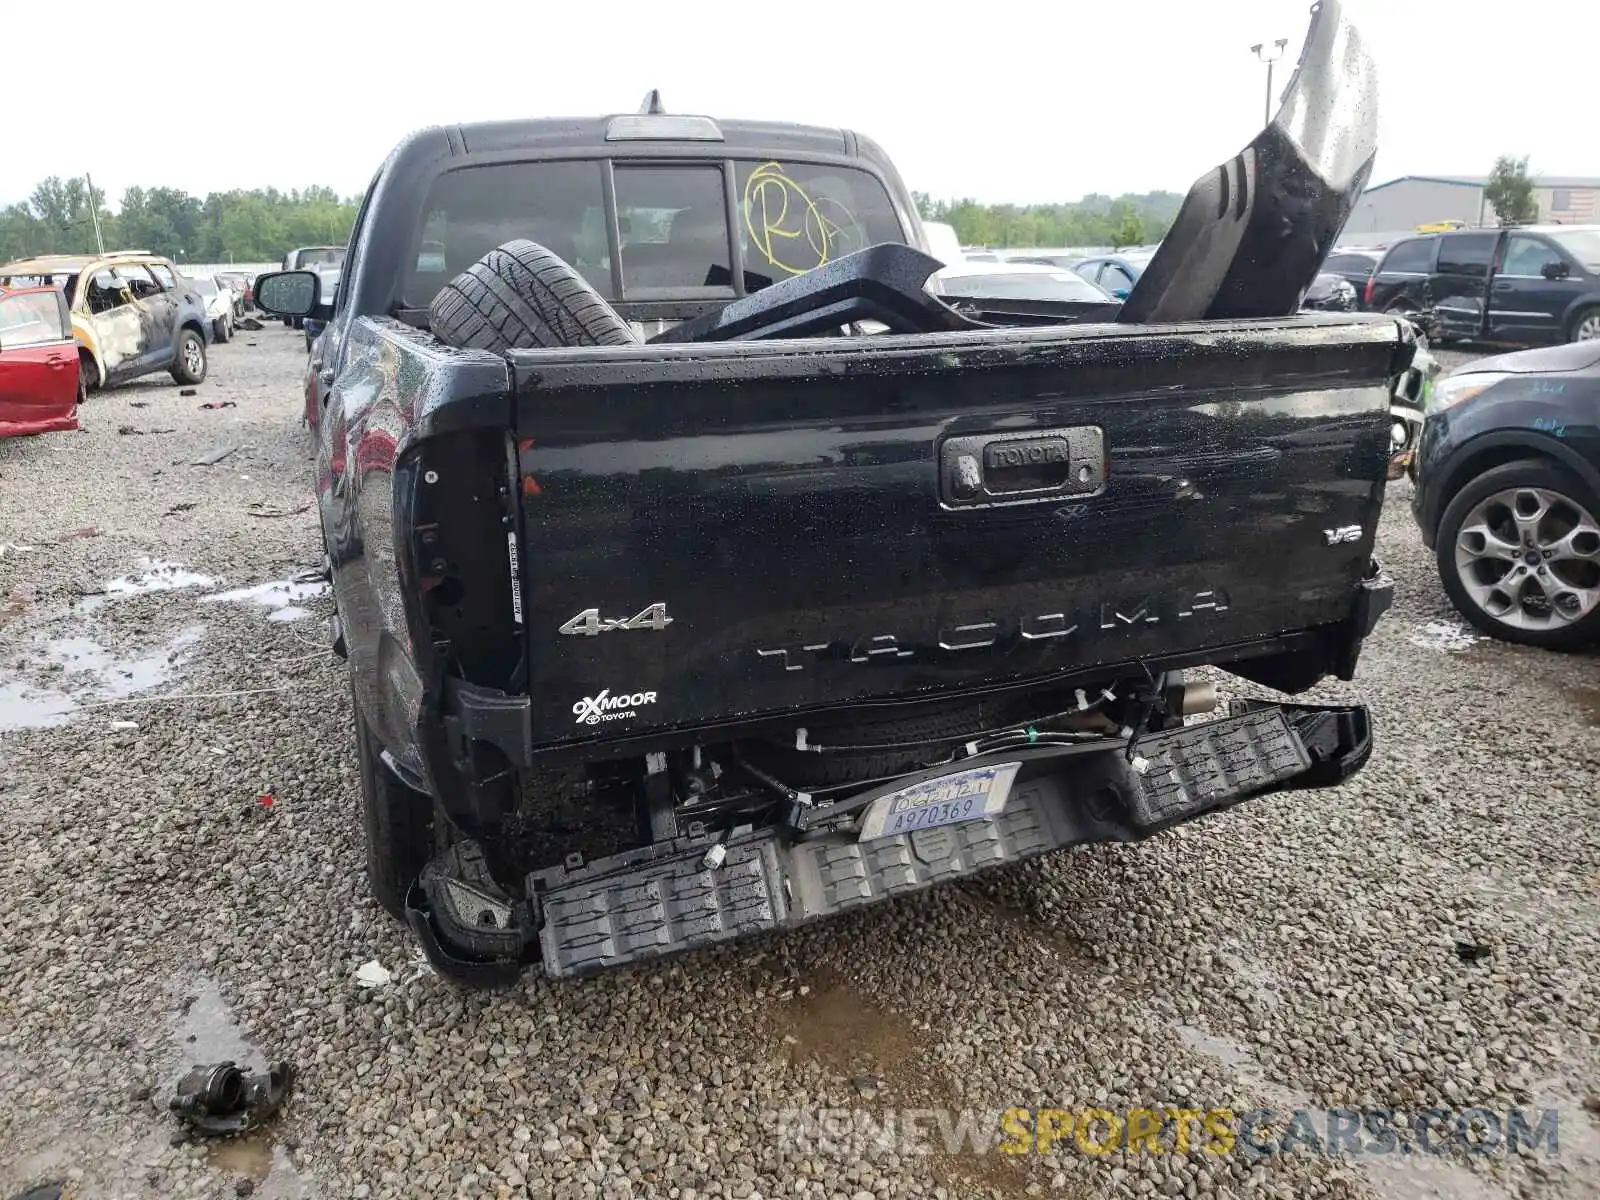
406 702 1371 982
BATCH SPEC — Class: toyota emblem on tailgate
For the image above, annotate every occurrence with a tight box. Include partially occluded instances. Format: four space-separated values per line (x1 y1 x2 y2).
940 427 1106 509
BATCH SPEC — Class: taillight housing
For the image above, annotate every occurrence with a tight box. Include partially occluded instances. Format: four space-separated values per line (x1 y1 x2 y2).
1363 275 1376 308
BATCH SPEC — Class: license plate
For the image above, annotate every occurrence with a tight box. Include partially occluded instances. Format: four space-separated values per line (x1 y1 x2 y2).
856 762 1022 842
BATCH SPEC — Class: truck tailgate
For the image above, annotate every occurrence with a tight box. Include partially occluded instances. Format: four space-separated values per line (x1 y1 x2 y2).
508 316 1407 748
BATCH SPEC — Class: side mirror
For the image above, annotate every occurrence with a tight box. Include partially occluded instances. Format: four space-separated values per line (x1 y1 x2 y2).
1541 261 1570 281
254 270 319 317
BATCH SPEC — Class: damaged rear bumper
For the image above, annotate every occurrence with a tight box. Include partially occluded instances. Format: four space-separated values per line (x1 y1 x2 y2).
405 700 1374 983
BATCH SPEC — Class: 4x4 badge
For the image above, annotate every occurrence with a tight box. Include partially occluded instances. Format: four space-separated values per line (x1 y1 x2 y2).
558 603 673 636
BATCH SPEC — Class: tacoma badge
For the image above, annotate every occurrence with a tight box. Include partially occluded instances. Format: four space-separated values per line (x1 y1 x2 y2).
559 603 673 636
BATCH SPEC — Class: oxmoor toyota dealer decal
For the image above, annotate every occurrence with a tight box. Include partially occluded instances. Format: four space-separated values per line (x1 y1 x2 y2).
572 689 658 725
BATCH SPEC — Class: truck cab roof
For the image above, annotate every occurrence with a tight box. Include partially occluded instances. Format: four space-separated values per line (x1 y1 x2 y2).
342 107 926 330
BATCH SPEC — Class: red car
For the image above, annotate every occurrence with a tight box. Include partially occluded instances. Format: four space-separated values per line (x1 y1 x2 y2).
0 285 80 438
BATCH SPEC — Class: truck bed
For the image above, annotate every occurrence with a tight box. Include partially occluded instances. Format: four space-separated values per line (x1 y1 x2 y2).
443 313 1411 753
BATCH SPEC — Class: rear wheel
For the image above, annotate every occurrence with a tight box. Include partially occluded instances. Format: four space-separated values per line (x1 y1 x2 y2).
170 328 207 385
1569 305 1600 343
353 682 435 919
1436 458 1600 649
428 239 637 353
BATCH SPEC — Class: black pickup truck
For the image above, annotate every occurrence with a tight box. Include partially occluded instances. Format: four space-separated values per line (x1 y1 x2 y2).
256 1 1407 984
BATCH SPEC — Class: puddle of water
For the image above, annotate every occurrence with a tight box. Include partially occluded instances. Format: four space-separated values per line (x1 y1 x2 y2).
199 579 328 623
77 560 219 614
47 627 204 697
0 684 77 732
0 627 204 733
211 1138 273 1181
1407 620 1484 653
103 560 219 598
1568 687 1600 728
171 979 256 1071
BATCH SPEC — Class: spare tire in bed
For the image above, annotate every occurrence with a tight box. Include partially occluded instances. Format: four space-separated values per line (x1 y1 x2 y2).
428 239 638 352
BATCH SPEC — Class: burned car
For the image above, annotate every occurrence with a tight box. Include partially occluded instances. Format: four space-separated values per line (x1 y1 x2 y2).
0 251 210 390
254 1 1406 984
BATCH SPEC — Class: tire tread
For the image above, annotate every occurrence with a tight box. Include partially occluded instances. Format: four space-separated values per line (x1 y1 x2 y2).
428 240 636 352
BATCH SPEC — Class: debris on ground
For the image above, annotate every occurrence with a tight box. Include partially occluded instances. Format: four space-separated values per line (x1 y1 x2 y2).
192 445 241 467
354 961 391 989
200 401 237 411
179 388 198 397
169 1061 293 1137
56 526 98 542
246 502 311 519
164 501 199 516
1455 939 1493 964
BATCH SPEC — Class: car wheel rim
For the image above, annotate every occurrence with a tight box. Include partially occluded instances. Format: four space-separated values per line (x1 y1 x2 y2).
1454 486 1600 630
185 339 203 374
1577 313 1600 341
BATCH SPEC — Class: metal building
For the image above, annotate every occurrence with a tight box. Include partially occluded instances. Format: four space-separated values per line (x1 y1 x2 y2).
1343 175 1600 240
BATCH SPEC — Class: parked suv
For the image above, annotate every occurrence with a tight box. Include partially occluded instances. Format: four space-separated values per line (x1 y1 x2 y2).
1363 226 1600 345
0 250 211 390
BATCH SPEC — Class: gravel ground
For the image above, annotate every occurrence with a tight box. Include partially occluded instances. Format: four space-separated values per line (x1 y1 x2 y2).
1 330 1597 1200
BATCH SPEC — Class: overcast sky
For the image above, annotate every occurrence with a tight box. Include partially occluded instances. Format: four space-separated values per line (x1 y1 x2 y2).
8 0 1596 211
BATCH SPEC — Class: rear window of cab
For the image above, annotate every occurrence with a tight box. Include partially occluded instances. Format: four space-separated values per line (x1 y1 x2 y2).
403 157 907 307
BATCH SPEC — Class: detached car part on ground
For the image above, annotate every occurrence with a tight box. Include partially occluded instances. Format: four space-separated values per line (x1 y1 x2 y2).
254 0 1405 984
1412 340 1600 648
0 251 210 391
0 286 81 439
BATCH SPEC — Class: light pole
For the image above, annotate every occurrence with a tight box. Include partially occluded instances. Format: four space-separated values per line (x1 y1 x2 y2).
1251 38 1289 125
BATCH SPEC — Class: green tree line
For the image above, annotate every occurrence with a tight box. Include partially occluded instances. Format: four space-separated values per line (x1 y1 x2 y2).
914 191 1182 249
0 176 360 264
3 174 1186 265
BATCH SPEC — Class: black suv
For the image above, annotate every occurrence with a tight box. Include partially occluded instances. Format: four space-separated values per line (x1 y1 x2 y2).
1363 226 1600 345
